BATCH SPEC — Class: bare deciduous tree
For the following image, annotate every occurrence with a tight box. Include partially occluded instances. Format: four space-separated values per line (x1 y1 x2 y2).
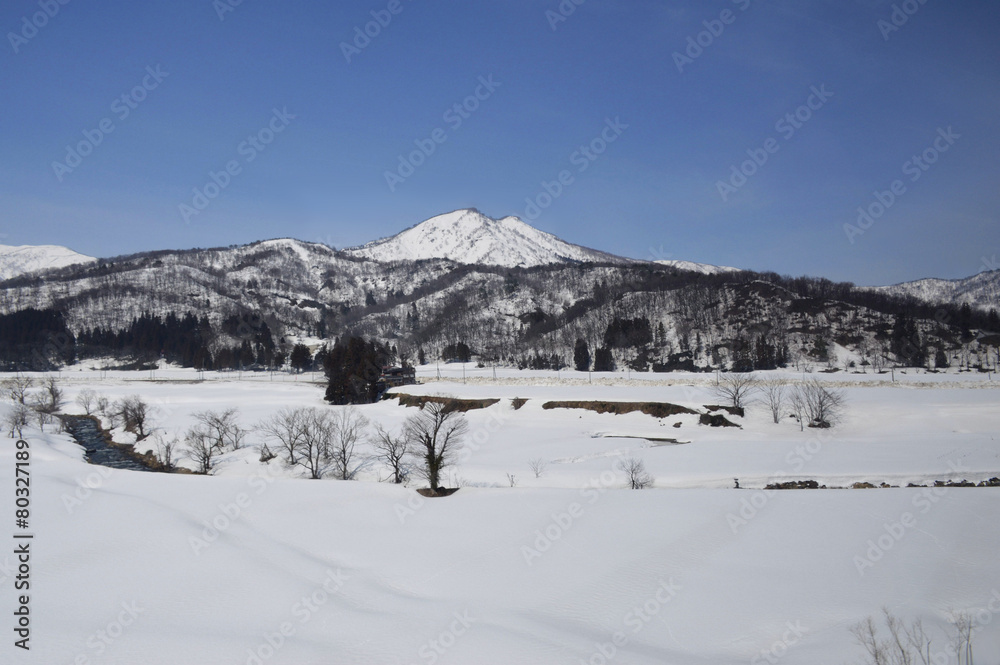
259 407 306 466
193 408 246 452
712 372 758 410
528 457 547 478
789 384 807 432
30 377 64 414
118 395 153 440
760 377 788 424
184 426 218 474
5 403 30 438
296 409 333 479
328 407 369 480
152 433 177 470
851 608 973 665
372 423 410 484
404 401 469 490
75 388 98 415
799 379 845 428
617 456 653 489
3 376 34 405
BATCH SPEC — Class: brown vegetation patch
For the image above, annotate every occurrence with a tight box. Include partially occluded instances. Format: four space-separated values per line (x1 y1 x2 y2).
394 394 500 412
541 401 697 418
698 413 740 428
416 487 460 498
511 398 528 410
766 480 822 490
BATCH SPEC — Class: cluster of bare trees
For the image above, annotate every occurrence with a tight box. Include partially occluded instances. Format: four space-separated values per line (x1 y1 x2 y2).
713 372 846 429
255 400 470 488
184 409 248 474
852 608 977 665
257 407 369 480
3 376 64 435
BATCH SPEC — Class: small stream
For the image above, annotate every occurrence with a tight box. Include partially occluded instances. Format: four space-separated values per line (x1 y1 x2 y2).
61 415 155 472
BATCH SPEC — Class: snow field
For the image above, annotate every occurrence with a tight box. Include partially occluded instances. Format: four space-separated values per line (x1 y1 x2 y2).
0 370 998 664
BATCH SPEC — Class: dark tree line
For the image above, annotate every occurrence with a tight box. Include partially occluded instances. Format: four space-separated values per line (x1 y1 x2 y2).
0 308 75 370
324 336 392 405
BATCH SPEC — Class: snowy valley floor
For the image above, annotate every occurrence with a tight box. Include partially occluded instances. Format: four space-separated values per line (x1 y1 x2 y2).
2 367 999 664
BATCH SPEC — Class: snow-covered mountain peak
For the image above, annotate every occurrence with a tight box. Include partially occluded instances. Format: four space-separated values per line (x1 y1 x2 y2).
343 209 630 267
0 243 96 281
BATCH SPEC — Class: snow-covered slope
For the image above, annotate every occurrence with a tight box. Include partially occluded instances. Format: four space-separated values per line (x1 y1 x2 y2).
0 243 96 281
655 259 740 275
869 270 1000 311
344 209 632 267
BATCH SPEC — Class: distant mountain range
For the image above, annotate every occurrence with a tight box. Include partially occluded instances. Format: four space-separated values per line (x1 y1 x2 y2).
2 210 996 310
1 209 997 373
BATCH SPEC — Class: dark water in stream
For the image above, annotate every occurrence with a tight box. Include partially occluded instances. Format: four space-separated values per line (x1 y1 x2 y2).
61 415 154 472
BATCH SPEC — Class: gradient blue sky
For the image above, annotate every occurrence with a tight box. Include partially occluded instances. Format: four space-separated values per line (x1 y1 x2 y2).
1 0 998 285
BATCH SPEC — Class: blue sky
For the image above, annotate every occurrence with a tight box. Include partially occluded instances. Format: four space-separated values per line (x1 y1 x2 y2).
1 0 997 286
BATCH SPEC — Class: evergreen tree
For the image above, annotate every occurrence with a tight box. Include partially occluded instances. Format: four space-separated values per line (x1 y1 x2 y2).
290 344 312 372
573 338 591 371
593 346 615 372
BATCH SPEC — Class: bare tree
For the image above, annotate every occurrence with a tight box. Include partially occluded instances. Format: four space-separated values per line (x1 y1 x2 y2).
75 388 98 415
617 456 653 489
951 612 974 665
96 394 110 419
184 426 218 474
789 384 807 432
872 346 887 373
851 608 958 665
528 457 547 478
799 379 846 428
118 395 153 440
193 408 246 452
259 407 306 465
372 423 410 484
712 372 758 410
297 409 334 480
759 377 788 424
5 403 30 438
152 433 177 471
404 401 469 490
32 406 54 431
30 377 64 414
328 407 369 480
2 376 34 405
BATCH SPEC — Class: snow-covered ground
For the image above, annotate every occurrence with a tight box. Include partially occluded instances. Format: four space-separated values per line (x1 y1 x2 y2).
1 368 998 664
